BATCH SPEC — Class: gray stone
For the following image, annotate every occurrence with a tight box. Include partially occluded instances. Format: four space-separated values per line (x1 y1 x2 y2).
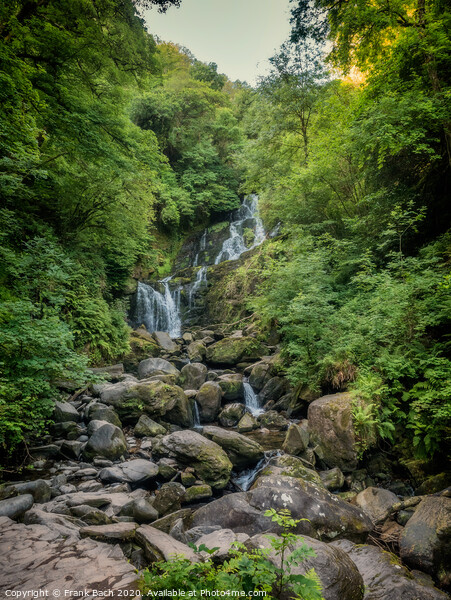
136 525 198 562
196 381 222 422
218 373 244 401
83 423 127 461
308 393 359 472
0 494 33 519
138 357 179 380
99 459 159 485
249 362 270 391
259 376 290 405
179 363 208 390
153 482 186 517
134 414 167 437
237 412 258 433
120 497 158 523
5 479 51 503
320 467 345 491
355 487 399 524
54 400 79 423
197 529 249 560
183 484 212 503
187 341 207 362
282 423 309 455
332 539 448 600
218 403 246 427
201 425 264 468
153 331 178 353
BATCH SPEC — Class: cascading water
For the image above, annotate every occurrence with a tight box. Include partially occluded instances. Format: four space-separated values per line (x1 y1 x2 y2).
244 381 264 416
215 194 266 264
232 449 281 491
131 278 182 338
131 195 265 336
193 401 201 428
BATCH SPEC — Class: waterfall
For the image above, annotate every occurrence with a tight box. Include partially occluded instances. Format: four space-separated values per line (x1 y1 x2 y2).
193 401 201 428
244 381 264 416
189 266 208 308
131 278 182 338
232 449 281 491
215 194 266 264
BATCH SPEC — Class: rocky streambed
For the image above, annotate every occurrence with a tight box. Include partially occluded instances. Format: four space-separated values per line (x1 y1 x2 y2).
0 326 450 600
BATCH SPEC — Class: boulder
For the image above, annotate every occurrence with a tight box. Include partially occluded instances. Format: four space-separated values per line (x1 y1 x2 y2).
152 331 178 353
320 467 345 491
138 358 179 380
70 505 112 525
184 484 213 503
83 423 127 461
259 377 290 405
60 440 85 459
355 487 399 525
88 406 122 427
249 362 270 391
202 426 264 468
154 430 233 489
218 373 244 400
248 474 372 541
206 336 266 366
151 509 193 534
136 525 198 562
187 341 206 362
51 421 83 440
197 529 250 561
119 498 158 523
54 400 79 423
0 494 34 519
165 389 194 428
308 393 358 472
179 363 208 390
282 423 309 455
134 414 167 437
158 458 179 480
4 479 51 504
257 410 289 430
399 495 451 587
99 459 159 485
153 482 186 517
196 382 222 423
80 522 138 542
219 403 246 427
237 412 258 433
267 455 323 486
332 539 448 599
248 534 364 600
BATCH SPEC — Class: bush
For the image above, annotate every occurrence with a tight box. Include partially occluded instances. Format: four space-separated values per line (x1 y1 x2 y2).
140 509 324 600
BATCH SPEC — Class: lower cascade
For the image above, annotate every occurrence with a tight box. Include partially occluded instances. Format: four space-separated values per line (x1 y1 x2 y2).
131 278 182 338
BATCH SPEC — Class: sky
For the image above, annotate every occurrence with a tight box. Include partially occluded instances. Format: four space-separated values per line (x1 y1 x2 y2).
143 0 292 85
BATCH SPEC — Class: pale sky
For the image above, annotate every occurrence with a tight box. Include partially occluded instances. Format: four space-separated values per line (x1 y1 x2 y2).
143 0 292 85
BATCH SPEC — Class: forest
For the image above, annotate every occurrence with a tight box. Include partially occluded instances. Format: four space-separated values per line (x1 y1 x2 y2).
0 0 450 467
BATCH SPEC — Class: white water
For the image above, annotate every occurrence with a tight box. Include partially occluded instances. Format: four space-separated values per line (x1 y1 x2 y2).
132 195 265 337
193 401 201 427
189 266 208 308
232 449 281 491
132 278 182 338
244 381 264 416
215 194 266 264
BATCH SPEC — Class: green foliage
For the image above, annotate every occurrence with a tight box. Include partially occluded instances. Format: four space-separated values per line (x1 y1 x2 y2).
140 509 323 600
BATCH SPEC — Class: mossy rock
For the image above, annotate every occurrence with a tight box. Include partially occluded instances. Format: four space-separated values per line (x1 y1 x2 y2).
206 336 266 366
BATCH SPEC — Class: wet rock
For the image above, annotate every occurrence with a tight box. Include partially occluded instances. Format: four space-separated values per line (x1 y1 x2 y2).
54 400 79 423
196 381 222 422
202 425 264 468
165 388 194 428
355 487 399 525
248 533 364 600
308 393 359 472
0 494 34 519
136 525 198 562
206 336 266 366
257 410 289 430
218 403 246 427
218 373 244 401
134 414 167 437
154 430 233 489
152 331 178 353
184 484 213 503
187 341 207 362
282 423 309 455
99 459 159 485
179 363 208 390
153 482 186 516
399 495 451 587
237 412 258 433
138 357 179 380
83 422 127 461
332 539 448 599
320 467 345 491
249 362 270 391
259 377 290 405
267 455 323 486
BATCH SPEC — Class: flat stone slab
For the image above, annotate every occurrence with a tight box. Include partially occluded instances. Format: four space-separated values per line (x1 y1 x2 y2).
136 524 198 562
0 516 138 598
80 522 138 542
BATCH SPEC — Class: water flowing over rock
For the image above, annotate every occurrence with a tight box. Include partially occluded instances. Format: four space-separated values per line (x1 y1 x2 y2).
130 278 182 338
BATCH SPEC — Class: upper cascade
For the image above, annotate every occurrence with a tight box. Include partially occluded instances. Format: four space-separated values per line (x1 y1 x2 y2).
130 195 266 337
